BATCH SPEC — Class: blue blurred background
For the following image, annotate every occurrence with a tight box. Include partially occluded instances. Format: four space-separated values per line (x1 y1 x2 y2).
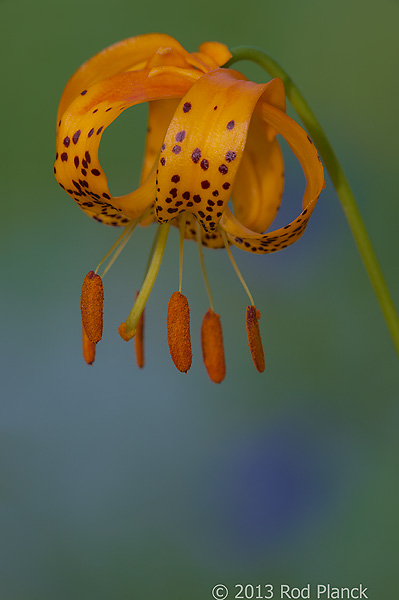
1 0 398 597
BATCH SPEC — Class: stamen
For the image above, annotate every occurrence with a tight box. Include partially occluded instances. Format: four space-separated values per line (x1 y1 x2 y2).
123 222 171 337
167 291 192 373
99 218 139 278
246 305 265 373
201 309 226 383
196 222 215 312
80 271 104 344
82 325 96 365
178 215 186 293
220 229 255 306
95 219 138 276
135 291 145 369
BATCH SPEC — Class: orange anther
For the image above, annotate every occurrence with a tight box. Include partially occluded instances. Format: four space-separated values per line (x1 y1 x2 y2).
201 309 226 383
246 305 265 373
167 291 192 373
80 271 103 344
82 324 96 365
118 322 136 341
135 291 145 368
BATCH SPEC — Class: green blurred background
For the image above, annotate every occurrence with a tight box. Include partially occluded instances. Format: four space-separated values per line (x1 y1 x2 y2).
1 0 398 598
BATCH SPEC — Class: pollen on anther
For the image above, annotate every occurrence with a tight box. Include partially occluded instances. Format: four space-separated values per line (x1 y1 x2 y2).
246 306 265 373
167 291 192 373
201 309 226 383
80 271 103 344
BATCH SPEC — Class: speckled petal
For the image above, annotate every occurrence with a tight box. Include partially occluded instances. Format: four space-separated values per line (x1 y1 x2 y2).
220 101 325 253
155 69 271 234
54 70 194 226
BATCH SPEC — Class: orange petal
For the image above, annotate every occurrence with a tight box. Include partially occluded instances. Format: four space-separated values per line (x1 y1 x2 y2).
155 69 270 233
220 99 325 253
135 292 145 369
57 33 209 122
141 98 180 183
80 271 103 344
232 113 284 233
198 42 232 67
54 69 194 226
201 309 226 383
167 291 192 373
246 306 265 373
82 324 96 365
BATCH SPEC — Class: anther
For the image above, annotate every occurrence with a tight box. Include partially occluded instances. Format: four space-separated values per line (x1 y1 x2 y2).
167 291 192 373
135 291 145 368
82 325 96 365
80 271 103 344
246 305 265 373
201 309 226 383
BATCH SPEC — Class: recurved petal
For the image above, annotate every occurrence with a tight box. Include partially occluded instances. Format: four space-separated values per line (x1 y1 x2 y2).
155 69 269 233
141 98 180 183
232 114 284 233
57 33 208 121
220 101 325 253
54 69 193 226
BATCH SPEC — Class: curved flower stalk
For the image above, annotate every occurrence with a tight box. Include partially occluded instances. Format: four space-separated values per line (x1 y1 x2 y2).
55 34 325 381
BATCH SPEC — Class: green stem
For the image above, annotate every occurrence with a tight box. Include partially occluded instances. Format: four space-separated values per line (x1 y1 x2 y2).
225 46 399 357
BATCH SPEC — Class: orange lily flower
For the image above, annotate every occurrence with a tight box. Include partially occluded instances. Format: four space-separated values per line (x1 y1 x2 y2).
54 33 324 381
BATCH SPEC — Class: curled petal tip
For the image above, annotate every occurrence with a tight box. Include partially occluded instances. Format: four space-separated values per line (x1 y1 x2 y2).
167 291 192 373
246 305 265 373
118 322 136 341
80 271 103 344
201 309 226 383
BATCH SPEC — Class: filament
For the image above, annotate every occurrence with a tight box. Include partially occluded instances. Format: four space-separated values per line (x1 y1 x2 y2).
95 218 139 277
220 228 255 306
196 222 215 312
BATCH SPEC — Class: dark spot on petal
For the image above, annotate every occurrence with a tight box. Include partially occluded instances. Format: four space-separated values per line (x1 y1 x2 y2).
222 182 230 190
201 180 210 189
63 136 70 148
171 174 180 182
160 157 166 166
175 131 186 142
81 90 87 96
227 120 235 130
201 159 209 171
72 130 81 144
91 169 101 176
225 150 236 162
193 194 201 203
74 156 79 168
61 152 68 162
96 126 103 135
183 102 192 113
182 191 190 200
172 145 181 154
219 164 228 175
191 148 201 163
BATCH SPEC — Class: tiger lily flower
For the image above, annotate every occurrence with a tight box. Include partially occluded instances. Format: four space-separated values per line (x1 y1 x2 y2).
54 33 324 382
